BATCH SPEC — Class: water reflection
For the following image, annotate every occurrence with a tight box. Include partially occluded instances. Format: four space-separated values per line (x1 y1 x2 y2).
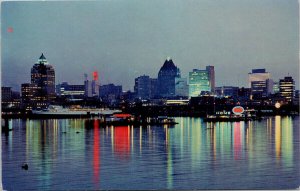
113 126 131 160
2 116 299 190
93 120 100 187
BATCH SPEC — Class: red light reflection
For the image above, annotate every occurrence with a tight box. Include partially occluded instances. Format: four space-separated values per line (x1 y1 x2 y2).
93 120 100 186
234 122 241 160
114 126 130 160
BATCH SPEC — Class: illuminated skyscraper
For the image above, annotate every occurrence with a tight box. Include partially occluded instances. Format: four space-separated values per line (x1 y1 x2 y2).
157 58 180 97
188 69 210 97
206 66 215 93
30 53 55 108
279 76 295 104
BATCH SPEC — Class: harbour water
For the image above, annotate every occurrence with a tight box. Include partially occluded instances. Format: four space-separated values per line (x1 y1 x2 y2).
2 116 300 190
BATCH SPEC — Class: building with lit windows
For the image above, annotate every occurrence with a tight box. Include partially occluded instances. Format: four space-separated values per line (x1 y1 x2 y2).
99 84 122 103
30 53 55 109
248 69 273 98
1 87 21 108
273 82 280 94
188 69 210 97
21 83 38 110
157 58 181 98
279 76 295 104
56 82 85 100
206 66 215 93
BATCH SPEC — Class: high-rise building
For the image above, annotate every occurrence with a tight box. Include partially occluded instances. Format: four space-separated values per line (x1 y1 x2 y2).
175 77 188 97
248 68 272 98
157 58 180 98
188 69 210 97
30 53 55 108
279 76 295 103
84 72 100 98
134 75 151 99
206 66 215 93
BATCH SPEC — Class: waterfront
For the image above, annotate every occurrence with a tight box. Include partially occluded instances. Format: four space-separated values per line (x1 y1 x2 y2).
2 116 300 190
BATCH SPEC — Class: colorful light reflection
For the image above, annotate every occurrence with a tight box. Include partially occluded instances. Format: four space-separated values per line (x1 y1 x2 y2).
113 126 130 160
93 120 100 186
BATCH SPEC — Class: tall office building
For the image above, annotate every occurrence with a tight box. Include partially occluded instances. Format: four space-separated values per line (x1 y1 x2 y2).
157 58 181 97
134 75 151 99
84 72 100 98
248 69 272 98
279 76 295 103
188 69 210 97
30 53 55 108
206 66 215 93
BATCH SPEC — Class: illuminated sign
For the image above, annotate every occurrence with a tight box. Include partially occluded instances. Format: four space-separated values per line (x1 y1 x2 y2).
232 106 244 115
93 71 99 81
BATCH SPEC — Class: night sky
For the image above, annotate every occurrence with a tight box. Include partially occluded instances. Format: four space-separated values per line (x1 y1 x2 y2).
1 0 299 91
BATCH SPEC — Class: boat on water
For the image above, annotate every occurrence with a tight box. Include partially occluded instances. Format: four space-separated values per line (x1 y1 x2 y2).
32 105 122 117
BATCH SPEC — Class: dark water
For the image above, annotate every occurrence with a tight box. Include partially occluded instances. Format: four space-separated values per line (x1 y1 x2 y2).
2 116 300 190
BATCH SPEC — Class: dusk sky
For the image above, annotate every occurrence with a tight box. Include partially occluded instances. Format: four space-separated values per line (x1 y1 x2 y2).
1 0 299 91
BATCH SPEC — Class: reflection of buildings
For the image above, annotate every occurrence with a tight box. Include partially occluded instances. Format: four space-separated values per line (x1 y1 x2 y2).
274 116 293 166
275 116 281 160
93 120 100 186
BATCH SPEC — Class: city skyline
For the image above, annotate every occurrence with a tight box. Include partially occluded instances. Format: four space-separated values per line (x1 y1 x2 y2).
2 0 299 91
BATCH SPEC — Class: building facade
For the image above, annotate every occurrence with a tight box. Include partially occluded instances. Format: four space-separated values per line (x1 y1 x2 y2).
188 69 210 97
206 66 215 93
215 86 239 98
175 77 188 97
157 58 181 98
21 83 38 110
134 75 151 99
30 53 55 109
248 69 272 98
279 76 295 104
56 82 85 100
